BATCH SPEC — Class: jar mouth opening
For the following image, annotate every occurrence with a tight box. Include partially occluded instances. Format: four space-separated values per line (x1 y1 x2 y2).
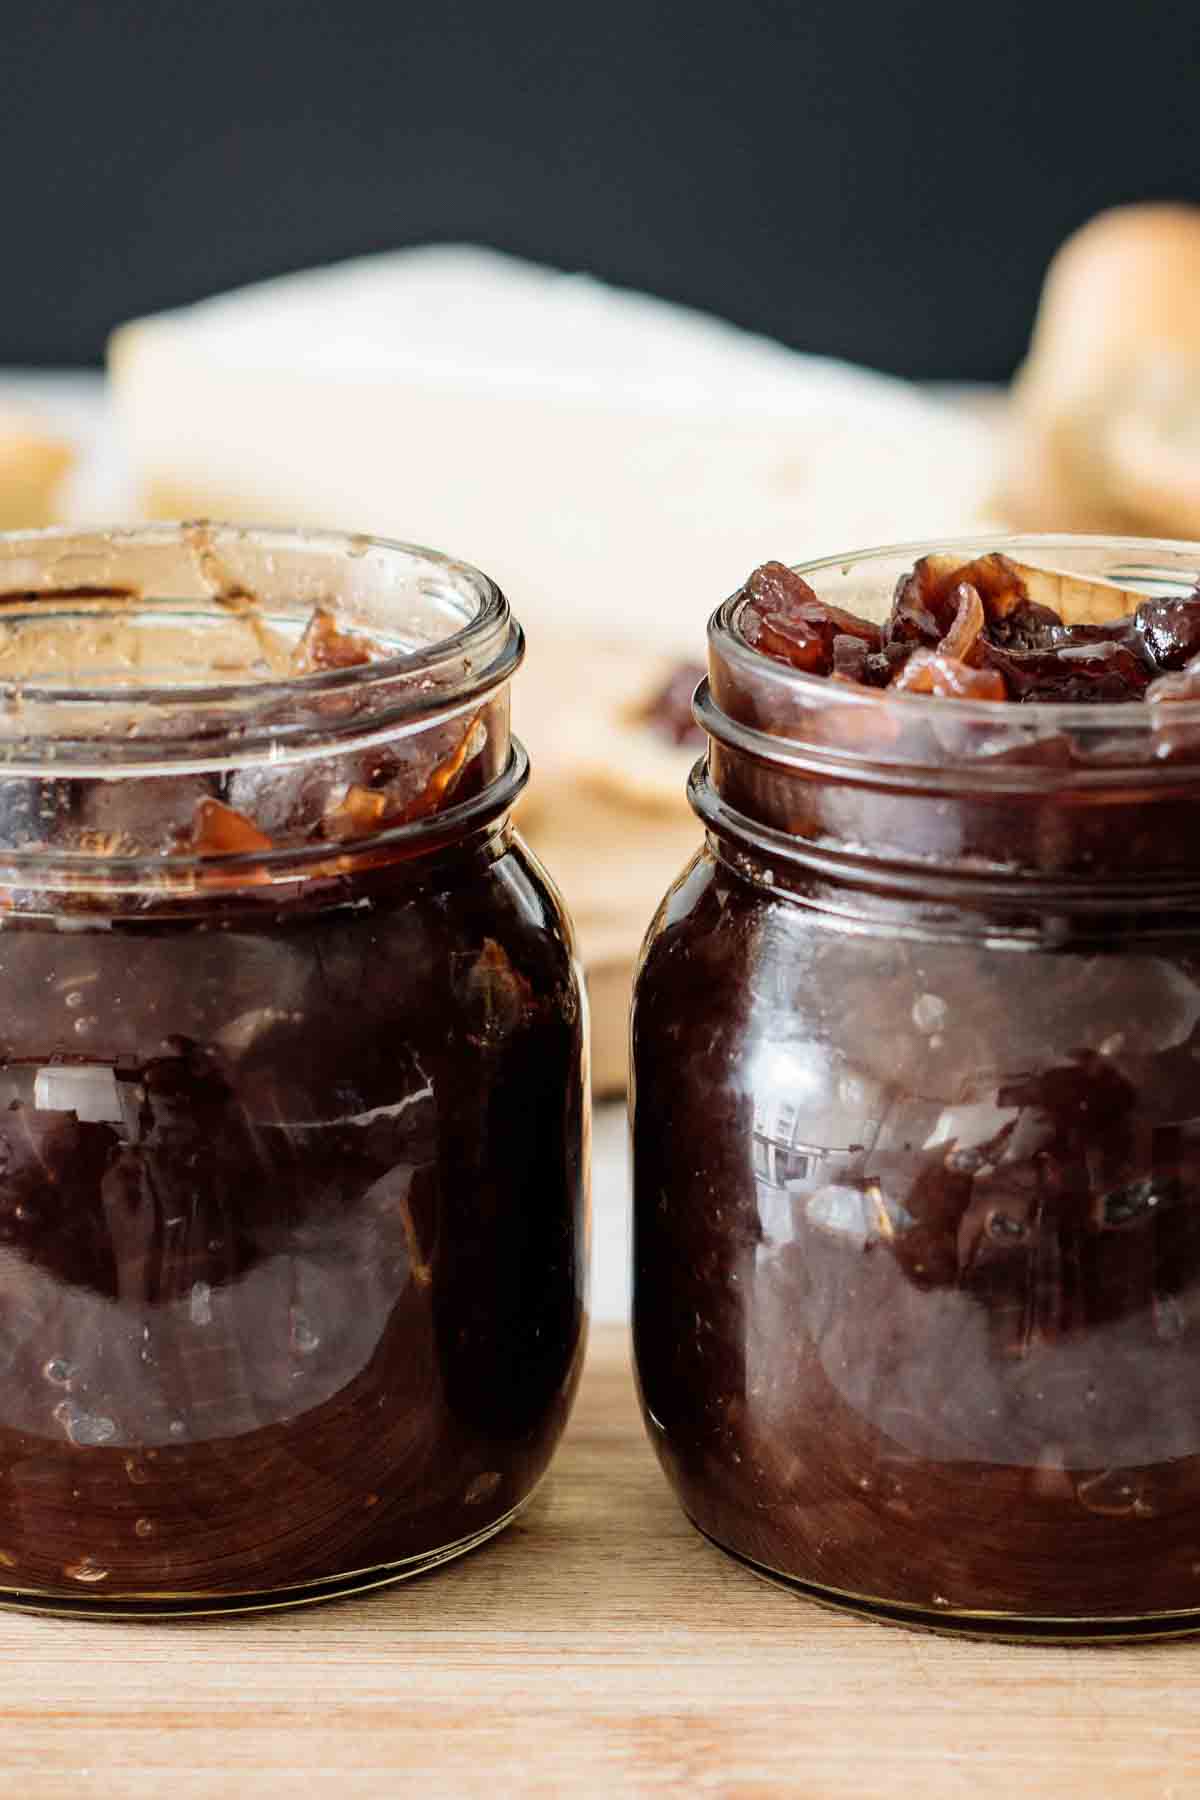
0 523 519 773
711 531 1200 744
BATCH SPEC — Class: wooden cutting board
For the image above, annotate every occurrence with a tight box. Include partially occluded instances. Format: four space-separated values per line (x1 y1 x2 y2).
1 1324 1198 1797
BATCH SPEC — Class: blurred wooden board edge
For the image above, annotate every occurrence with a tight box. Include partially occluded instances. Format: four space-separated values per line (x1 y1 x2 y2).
1 1322 1198 1799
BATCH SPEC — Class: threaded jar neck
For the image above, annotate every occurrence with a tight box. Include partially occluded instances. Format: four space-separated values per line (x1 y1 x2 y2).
697 534 1200 933
0 523 524 900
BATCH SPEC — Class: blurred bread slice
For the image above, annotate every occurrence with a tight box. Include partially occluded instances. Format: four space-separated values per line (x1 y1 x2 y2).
1005 204 1200 536
0 413 73 529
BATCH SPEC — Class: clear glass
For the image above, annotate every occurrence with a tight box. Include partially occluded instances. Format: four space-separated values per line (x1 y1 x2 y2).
633 534 1200 1639
0 524 588 1616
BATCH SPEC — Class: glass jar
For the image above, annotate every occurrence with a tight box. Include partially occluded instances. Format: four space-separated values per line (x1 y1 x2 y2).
633 534 1200 1639
0 523 587 1616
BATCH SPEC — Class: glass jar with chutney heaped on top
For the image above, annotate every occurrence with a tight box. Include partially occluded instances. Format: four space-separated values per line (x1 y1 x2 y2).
633 533 1200 1640
0 522 587 1616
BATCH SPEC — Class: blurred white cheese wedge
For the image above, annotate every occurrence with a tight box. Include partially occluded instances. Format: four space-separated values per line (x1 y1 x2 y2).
109 245 996 655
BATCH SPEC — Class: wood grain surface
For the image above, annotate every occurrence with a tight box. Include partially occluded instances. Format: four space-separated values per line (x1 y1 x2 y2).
1 1323 1198 1798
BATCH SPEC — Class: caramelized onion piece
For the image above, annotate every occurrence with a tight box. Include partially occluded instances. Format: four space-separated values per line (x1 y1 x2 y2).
938 583 986 664
904 552 1145 631
320 715 487 843
637 662 706 747
892 650 1007 701
1139 592 1200 672
291 606 377 673
830 635 870 685
412 715 485 818
189 799 273 856
737 549 1200 707
1147 654 1200 704
741 562 881 674
324 784 389 841
986 639 1151 703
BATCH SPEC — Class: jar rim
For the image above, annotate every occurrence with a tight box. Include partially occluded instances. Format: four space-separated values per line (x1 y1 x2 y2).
710 531 1200 746
702 534 1200 905
0 522 519 773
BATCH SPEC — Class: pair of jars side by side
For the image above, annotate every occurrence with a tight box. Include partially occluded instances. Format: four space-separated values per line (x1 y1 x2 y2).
0 524 588 1616
632 535 1200 1639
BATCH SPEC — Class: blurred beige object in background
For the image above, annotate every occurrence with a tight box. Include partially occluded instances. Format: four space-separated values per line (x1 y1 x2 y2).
109 246 998 652
1005 203 1200 536
0 412 73 528
109 245 1000 1088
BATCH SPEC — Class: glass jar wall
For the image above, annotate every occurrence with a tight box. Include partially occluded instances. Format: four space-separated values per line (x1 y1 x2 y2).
633 535 1200 1638
0 523 588 1615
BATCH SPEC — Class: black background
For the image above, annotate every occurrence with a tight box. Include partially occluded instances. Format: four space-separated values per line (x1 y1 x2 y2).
5 0 1198 377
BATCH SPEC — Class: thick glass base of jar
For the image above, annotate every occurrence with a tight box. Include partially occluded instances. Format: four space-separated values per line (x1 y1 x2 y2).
698 1526 1200 1643
0 1493 536 1620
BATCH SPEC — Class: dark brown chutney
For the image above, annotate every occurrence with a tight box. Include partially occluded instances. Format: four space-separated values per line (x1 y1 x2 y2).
0 525 587 1613
633 536 1200 1636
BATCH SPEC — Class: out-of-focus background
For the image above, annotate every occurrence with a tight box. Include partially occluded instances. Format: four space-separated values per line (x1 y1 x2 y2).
4 0 1200 1317
3 0 1197 376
